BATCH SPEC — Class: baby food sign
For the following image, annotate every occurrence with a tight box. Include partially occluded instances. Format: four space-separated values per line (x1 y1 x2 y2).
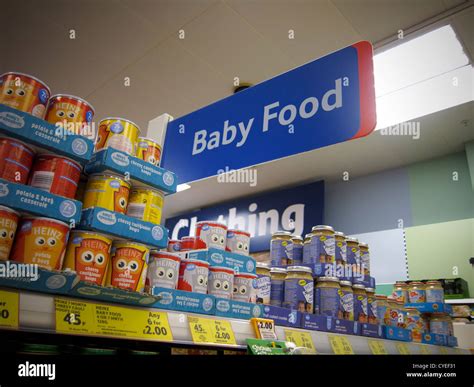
162 41 376 184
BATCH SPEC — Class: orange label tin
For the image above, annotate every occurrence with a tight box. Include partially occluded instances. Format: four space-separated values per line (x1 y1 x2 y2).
95 117 140 156
10 217 70 270
28 154 82 199
0 137 35 184
0 206 20 261
64 230 112 285
107 241 149 292
82 174 131 214
0 72 50 117
136 137 162 166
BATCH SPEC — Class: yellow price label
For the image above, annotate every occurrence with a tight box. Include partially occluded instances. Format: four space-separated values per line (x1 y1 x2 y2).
188 316 236 345
439 346 449 355
396 342 410 355
419 345 432 355
284 329 316 353
328 335 354 355
0 290 19 329
368 339 388 355
55 298 95 334
251 318 277 340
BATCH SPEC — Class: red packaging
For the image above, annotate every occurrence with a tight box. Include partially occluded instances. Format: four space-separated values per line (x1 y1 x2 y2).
180 236 206 251
167 239 181 252
28 154 82 199
0 137 35 184
195 221 228 250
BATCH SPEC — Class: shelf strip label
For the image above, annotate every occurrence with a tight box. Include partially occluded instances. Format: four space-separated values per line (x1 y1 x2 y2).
188 316 236 346
284 329 317 353
328 335 354 355
0 289 19 329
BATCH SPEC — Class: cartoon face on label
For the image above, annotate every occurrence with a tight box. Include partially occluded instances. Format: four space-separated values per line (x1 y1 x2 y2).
178 262 209 294
0 211 18 261
233 275 257 302
110 246 147 291
95 123 112 151
226 231 250 256
114 186 129 213
72 237 111 285
147 256 180 289
137 142 161 166
1 79 32 108
47 101 81 124
198 224 226 250
208 269 233 299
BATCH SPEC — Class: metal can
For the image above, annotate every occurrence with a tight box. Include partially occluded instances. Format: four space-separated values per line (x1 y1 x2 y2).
83 174 131 214
146 251 181 290
108 240 149 292
407 281 426 303
425 280 444 303
288 235 303 265
10 217 69 270
44 94 95 138
0 72 50 117
392 281 408 303
167 239 181 253
338 280 354 320
95 117 140 156
334 231 347 265
256 263 271 304
136 137 162 166
0 137 35 184
180 236 206 251
269 267 286 307
195 221 227 250
226 229 250 256
359 242 370 276
63 230 112 285
270 231 292 266
0 206 20 261
346 237 361 277
353 284 368 323
307 225 335 264
314 276 339 317
177 258 209 294
284 266 314 313
366 287 378 324
233 273 257 303
28 154 82 199
208 266 234 299
126 187 164 224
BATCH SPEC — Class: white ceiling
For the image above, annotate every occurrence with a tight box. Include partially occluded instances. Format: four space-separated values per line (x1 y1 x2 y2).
2 0 473 218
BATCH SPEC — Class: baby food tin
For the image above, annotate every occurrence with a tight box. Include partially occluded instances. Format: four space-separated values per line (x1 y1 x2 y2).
83 174 131 214
0 137 35 184
288 235 303 265
284 266 314 313
353 284 368 323
308 225 335 264
226 229 250 256
108 240 149 292
146 251 181 290
10 217 69 270
167 239 181 252
0 72 50 117
126 187 164 225
334 231 347 265
180 236 206 251
270 231 292 266
346 237 360 274
28 155 82 199
366 287 378 324
63 230 112 285
44 94 95 137
136 137 162 166
95 117 141 156
0 206 20 261
208 266 234 299
407 281 426 303
376 294 390 325
195 221 227 250
233 273 257 303
359 242 370 276
405 308 425 342
392 281 408 303
256 263 271 304
269 267 287 307
338 280 354 320
425 280 444 303
314 276 339 317
177 258 209 294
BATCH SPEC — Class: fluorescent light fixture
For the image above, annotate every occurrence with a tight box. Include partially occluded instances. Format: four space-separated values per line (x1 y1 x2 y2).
176 183 191 192
374 25 472 130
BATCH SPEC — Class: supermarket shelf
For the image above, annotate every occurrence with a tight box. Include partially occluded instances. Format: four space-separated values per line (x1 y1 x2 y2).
445 299 474 304
3 290 470 355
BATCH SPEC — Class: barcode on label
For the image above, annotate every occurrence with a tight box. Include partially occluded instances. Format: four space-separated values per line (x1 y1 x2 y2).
30 171 54 191
126 204 145 219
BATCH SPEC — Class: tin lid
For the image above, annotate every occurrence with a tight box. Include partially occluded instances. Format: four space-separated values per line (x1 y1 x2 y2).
352 284 366 290
365 287 375 293
112 240 151 249
138 136 161 146
89 172 130 183
99 117 141 132
0 136 36 154
70 229 112 240
0 205 20 217
340 280 352 287
227 229 251 237
346 237 359 243
270 267 287 274
195 220 227 228
181 236 195 241
130 185 164 195
235 272 257 279
317 276 339 282
209 266 235 274
272 231 292 237
334 231 346 237
150 250 181 261
287 265 313 274
311 225 334 233
22 216 69 227
1 72 51 93
291 235 303 242
48 94 95 113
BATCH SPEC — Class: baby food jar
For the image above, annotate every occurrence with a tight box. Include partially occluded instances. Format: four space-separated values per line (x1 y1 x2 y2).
405 308 424 342
338 280 354 320
284 266 314 313
256 263 271 304
334 231 347 265
376 295 390 325
302 233 312 263
288 235 303 265
392 281 408 303
314 276 340 317
366 287 378 324
425 280 444 303
308 225 335 264
408 281 426 303
429 313 451 336
396 300 407 328
346 237 360 277
270 231 292 266
359 242 370 276
387 297 400 327
352 284 368 323
269 267 287 307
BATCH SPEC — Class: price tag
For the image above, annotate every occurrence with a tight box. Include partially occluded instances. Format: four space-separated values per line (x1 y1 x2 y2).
188 316 236 345
284 329 316 353
419 345 432 355
55 298 95 334
328 335 354 355
0 290 19 329
368 339 388 355
396 342 410 355
439 346 449 355
251 318 277 340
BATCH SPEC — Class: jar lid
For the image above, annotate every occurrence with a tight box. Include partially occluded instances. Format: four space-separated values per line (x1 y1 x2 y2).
409 281 424 285
317 276 339 283
291 235 303 241
395 282 407 287
334 231 346 237
287 266 313 274
311 225 334 232
346 237 359 243
387 297 396 302
365 287 375 292
304 233 312 239
256 262 270 269
340 280 352 287
352 284 366 290
375 294 387 299
425 280 441 284
359 242 368 248
270 267 287 274
272 231 292 237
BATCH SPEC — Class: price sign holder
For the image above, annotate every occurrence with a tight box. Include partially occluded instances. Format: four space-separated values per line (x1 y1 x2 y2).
328 335 354 355
396 342 411 355
188 316 237 346
0 289 19 329
250 318 277 340
368 339 388 355
284 329 316 353
419 345 432 355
